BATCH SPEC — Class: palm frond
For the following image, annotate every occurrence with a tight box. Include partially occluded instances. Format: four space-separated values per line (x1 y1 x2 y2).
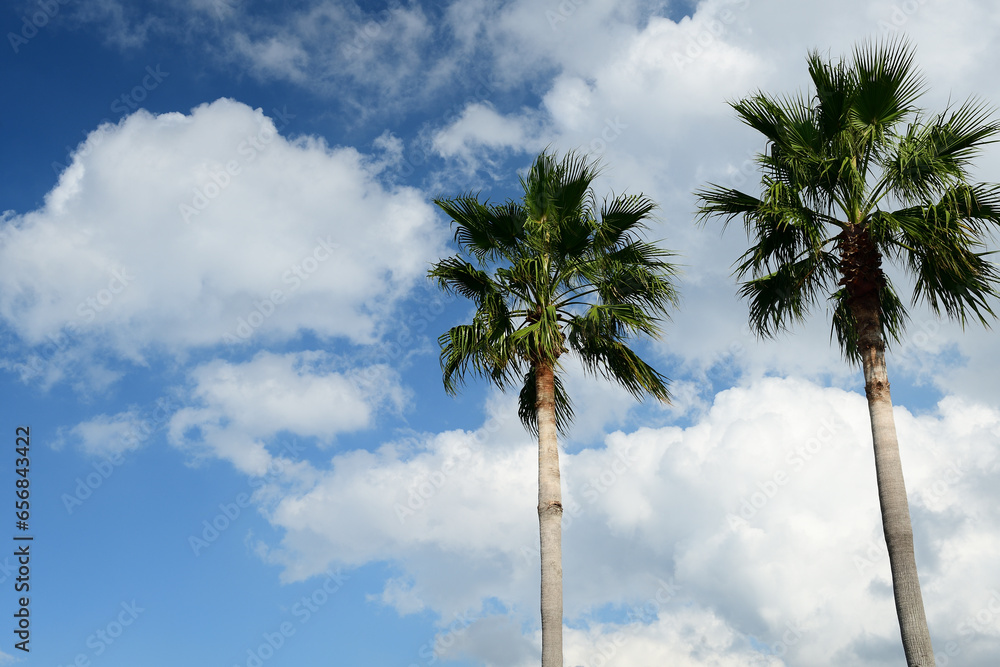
517 367 574 437
438 315 520 396
830 280 909 362
510 302 565 364
882 99 1000 204
434 196 526 264
739 250 839 337
593 252 679 314
566 310 671 403
595 193 657 251
432 149 677 437
695 185 765 233
731 94 787 146
893 196 1000 324
522 151 599 232
850 36 924 135
572 335 670 403
808 48 854 140
428 256 499 305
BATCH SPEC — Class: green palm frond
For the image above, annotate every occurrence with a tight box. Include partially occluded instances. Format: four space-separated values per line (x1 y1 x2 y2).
509 302 564 364
439 317 520 396
731 94 787 146
517 367 574 437
872 182 1000 324
566 310 670 403
496 256 547 304
697 37 1000 363
912 246 998 325
594 194 658 251
739 250 839 337
435 195 527 264
830 281 909 361
430 150 677 435
882 99 1000 204
849 37 924 135
593 251 679 314
808 49 853 140
898 207 998 324
521 151 598 231
694 186 764 232
428 256 499 305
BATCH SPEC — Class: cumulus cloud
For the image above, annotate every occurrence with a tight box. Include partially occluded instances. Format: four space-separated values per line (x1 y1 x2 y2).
432 103 545 164
67 349 407 468
0 99 444 362
71 407 159 458
166 350 407 475
230 376 1000 666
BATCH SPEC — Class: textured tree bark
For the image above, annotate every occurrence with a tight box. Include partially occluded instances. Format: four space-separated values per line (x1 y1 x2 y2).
535 361 563 667
845 226 934 666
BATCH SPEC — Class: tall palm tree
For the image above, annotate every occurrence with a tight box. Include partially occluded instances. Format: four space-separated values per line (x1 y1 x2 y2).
429 151 679 667
696 38 1000 666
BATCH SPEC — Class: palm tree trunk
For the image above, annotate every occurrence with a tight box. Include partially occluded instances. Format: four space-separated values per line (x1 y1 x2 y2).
853 294 934 666
535 361 563 667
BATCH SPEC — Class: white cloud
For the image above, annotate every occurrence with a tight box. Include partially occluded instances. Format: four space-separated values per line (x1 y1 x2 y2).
444 0 490 53
188 0 239 21
375 577 427 616
432 103 543 162
71 408 148 457
256 420 536 587
0 99 444 361
559 610 787 667
166 350 407 475
230 33 309 82
216 2 443 110
234 375 1000 665
64 393 179 458
431 4 766 178
486 0 647 86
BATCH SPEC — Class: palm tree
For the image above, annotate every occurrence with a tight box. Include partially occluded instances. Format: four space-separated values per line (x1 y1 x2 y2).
429 151 679 667
696 38 1000 666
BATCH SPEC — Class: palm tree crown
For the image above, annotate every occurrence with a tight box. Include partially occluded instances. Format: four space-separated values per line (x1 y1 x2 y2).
431 151 679 432
698 37 1000 358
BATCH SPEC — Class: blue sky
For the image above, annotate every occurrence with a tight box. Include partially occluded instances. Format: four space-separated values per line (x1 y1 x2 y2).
2 1 1000 666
